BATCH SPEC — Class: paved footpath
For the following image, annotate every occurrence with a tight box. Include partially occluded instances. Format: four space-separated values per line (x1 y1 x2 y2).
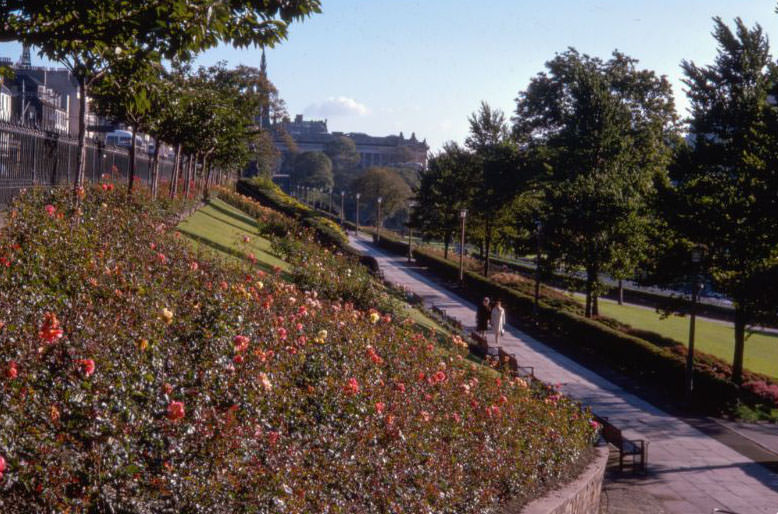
350 235 778 514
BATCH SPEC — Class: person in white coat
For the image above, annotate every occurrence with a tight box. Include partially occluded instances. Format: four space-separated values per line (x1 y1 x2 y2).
491 299 505 346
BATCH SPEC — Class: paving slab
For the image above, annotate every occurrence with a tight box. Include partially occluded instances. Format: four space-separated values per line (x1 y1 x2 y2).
351 235 778 514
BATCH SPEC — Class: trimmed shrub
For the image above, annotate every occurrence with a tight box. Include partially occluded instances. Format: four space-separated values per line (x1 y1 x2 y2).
364 229 773 415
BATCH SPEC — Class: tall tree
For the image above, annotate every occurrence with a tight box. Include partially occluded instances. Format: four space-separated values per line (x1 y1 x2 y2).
514 49 677 317
466 102 521 275
293 151 334 189
351 167 412 226
673 18 778 383
413 143 479 258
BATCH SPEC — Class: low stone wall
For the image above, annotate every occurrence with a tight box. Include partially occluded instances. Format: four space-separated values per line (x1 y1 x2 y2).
503 445 609 514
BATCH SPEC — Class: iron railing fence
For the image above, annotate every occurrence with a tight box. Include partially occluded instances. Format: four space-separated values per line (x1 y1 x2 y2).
0 122 175 208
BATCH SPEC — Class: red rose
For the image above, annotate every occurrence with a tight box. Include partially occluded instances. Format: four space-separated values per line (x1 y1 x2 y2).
44 204 56 217
78 359 95 377
38 312 64 344
343 378 360 396
5 361 17 380
233 335 250 353
167 401 185 421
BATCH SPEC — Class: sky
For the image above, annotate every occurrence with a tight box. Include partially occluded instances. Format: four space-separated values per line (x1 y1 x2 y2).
2 1 778 152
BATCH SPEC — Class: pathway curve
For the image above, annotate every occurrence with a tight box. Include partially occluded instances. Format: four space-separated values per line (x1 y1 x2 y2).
350 234 778 514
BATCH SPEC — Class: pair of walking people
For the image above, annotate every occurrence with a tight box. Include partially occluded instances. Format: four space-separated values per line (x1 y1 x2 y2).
476 297 505 346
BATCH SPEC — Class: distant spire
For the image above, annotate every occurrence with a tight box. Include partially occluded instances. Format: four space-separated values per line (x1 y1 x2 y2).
259 48 271 129
18 44 31 68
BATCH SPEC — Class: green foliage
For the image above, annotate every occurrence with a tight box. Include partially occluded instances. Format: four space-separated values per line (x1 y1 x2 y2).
237 178 350 250
414 142 479 256
351 167 412 226
670 17 778 383
0 183 595 512
292 151 334 189
513 49 677 317
324 135 361 172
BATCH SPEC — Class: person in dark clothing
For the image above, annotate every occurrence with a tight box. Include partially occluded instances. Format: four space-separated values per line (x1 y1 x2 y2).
476 296 491 337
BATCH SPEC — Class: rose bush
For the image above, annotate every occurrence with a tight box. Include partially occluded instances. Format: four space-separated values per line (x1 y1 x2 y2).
0 184 595 512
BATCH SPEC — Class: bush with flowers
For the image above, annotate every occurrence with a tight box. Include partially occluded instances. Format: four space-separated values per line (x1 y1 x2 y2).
0 183 596 512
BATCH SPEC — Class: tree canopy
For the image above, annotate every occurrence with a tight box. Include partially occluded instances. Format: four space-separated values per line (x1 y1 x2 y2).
670 17 778 382
513 49 677 317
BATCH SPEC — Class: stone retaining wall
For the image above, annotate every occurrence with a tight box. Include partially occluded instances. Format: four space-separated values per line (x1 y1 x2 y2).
503 445 609 514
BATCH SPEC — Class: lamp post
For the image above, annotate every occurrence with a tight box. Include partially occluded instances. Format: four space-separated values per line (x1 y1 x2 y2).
534 219 542 316
376 196 383 242
685 244 706 404
459 208 467 282
407 200 417 263
355 192 361 237
329 188 333 214
340 190 345 226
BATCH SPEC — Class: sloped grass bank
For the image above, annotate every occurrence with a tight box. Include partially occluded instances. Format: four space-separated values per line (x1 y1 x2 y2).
177 197 287 271
596 300 778 379
0 185 596 512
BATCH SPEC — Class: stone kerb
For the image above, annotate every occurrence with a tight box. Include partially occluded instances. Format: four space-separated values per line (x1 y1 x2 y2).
504 445 609 514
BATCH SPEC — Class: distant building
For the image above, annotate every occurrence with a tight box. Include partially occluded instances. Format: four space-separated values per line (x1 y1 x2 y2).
273 114 428 170
8 72 69 134
0 84 12 122
257 53 428 176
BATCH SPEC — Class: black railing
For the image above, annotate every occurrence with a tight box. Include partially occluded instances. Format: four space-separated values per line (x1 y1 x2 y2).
0 121 175 208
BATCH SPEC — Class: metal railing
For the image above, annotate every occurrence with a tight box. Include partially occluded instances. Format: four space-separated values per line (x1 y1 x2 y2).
0 121 175 208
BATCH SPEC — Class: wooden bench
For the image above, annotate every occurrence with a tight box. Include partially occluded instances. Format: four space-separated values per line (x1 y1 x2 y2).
594 415 647 473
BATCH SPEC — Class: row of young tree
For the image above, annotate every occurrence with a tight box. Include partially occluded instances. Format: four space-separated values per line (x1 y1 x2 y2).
0 1 321 197
413 17 778 384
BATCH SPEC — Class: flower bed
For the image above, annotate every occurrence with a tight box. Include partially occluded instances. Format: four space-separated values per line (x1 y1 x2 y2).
0 185 596 512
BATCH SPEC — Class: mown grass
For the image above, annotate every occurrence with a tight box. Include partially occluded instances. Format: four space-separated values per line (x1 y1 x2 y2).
177 198 288 272
595 298 778 379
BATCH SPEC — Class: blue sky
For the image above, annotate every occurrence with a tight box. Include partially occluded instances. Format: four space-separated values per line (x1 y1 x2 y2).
2 1 777 151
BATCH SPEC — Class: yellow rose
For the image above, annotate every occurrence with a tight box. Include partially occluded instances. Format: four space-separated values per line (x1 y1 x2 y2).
369 312 380 324
160 308 174 324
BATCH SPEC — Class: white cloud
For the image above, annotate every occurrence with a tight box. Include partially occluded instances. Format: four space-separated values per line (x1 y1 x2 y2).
304 96 369 117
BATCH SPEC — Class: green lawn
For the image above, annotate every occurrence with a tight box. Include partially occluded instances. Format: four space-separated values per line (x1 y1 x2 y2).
177 198 288 272
596 299 778 379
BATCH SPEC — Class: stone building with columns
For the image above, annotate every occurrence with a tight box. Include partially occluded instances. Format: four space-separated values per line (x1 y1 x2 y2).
273 114 428 170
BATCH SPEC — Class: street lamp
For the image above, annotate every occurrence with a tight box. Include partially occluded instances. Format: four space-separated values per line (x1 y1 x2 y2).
685 244 706 404
376 196 383 242
355 192 361 237
534 219 542 315
407 200 417 263
340 190 345 226
459 208 468 282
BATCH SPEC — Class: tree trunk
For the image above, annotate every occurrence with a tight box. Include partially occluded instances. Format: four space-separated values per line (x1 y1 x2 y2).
618 279 624 305
444 230 451 260
184 154 193 199
732 306 747 385
150 141 161 199
74 76 88 195
483 219 492 276
127 125 137 195
202 153 212 201
585 267 596 318
170 144 182 199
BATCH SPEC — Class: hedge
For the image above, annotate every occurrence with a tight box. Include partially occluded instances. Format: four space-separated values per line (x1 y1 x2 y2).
359 228 767 414
236 178 353 254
